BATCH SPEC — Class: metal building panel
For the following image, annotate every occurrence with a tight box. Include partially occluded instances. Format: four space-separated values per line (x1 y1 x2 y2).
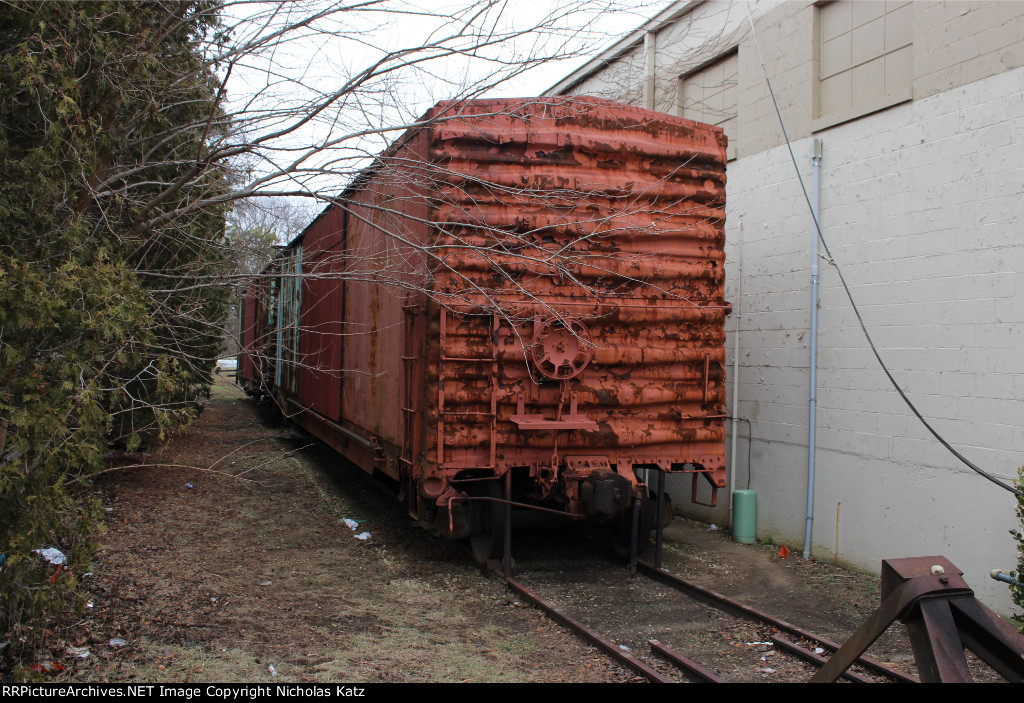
340 126 431 449
298 207 345 420
275 244 302 396
240 282 257 382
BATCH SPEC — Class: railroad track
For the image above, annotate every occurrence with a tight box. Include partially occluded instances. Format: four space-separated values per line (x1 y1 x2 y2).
635 560 917 683
493 545 920 684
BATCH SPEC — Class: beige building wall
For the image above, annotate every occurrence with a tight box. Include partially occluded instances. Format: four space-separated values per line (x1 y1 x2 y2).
547 0 1024 615
557 0 1024 157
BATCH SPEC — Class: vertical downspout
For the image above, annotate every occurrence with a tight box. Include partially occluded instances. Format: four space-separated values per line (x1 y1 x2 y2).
803 138 822 560
728 218 744 521
643 31 656 111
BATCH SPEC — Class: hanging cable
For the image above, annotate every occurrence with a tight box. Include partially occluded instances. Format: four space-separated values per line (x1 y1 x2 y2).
724 416 754 489
743 4 1022 498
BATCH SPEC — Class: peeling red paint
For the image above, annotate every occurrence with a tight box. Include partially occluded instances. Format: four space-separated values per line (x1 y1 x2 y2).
423 98 729 505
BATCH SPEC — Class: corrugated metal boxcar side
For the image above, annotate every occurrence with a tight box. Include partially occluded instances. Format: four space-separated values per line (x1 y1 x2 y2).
239 277 277 391
242 96 729 553
239 281 258 384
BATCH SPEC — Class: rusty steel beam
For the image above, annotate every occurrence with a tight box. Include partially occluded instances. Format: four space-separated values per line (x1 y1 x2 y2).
654 469 665 569
629 497 641 575
458 495 581 519
649 640 724 683
947 595 1024 683
502 468 512 579
504 576 675 683
800 635 916 682
812 556 1024 684
770 636 875 683
906 597 973 683
811 571 968 683
636 560 917 683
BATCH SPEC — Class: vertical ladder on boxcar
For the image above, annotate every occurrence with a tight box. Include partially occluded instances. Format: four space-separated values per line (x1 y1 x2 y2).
400 301 423 485
436 308 499 473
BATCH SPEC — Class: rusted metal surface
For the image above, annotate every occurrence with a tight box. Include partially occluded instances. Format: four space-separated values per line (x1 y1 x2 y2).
769 636 875 683
649 639 724 683
811 556 1024 683
942 595 1024 682
636 559 918 683
426 99 728 480
504 576 676 683
240 282 257 383
275 245 302 396
298 206 345 421
246 96 730 541
419 97 728 534
240 276 279 393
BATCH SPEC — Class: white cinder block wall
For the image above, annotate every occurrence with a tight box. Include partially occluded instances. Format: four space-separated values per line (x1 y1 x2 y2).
549 0 1024 615
728 68 1024 614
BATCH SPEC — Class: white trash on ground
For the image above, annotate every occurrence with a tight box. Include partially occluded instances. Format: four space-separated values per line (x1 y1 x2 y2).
33 548 66 565
354 532 371 541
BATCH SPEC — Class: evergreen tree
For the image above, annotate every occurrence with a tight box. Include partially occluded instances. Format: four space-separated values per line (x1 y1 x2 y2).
0 1 230 659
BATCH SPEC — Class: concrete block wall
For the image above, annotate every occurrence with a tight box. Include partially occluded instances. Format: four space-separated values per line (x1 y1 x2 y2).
725 65 1024 614
915 1 1024 98
561 1 771 129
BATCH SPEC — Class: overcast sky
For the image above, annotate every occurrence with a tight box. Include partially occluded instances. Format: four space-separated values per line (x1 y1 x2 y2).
215 1 659 221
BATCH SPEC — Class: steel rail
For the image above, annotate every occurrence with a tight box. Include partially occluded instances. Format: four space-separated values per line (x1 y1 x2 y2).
649 639 725 683
770 635 875 683
636 560 918 684
503 575 676 683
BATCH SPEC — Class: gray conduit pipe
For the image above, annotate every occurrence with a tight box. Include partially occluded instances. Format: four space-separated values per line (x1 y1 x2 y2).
803 138 822 559
729 218 744 525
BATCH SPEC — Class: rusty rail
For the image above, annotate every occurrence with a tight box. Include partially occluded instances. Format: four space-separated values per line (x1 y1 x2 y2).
636 559 918 683
649 640 724 683
770 635 875 683
503 576 676 683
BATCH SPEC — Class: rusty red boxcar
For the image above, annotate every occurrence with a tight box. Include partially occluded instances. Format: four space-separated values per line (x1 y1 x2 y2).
240 96 729 560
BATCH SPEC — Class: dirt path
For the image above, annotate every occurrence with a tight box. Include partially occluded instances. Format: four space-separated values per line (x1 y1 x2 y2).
42 375 976 682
